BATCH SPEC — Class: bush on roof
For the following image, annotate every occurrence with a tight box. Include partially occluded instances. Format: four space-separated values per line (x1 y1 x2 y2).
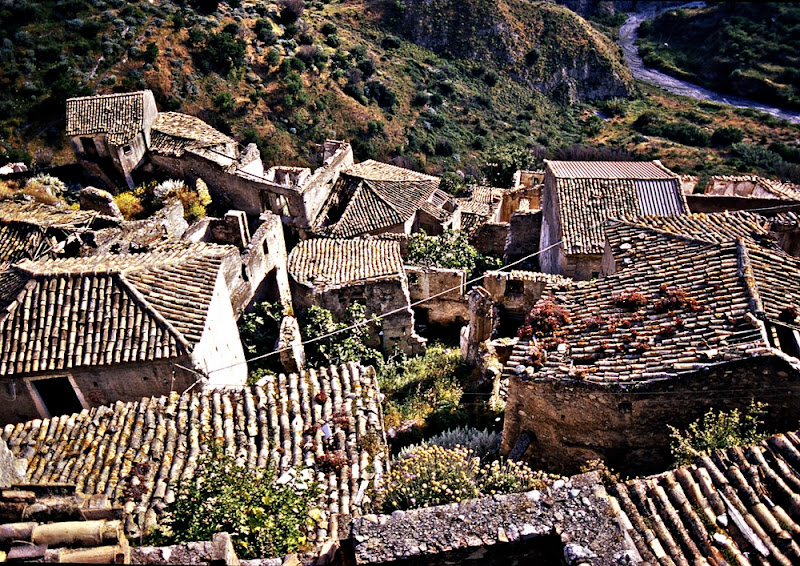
148 446 321 558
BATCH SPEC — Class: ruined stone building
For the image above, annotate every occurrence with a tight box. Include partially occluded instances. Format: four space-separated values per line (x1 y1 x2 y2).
0 243 248 424
67 91 159 190
288 238 425 355
502 214 800 474
1 362 387 549
539 159 687 280
313 160 458 238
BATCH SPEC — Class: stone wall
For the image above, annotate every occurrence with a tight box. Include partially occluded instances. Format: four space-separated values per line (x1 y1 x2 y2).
501 355 800 475
504 211 541 267
480 271 555 316
686 194 800 214
1 358 196 425
405 266 467 327
350 472 638 565
539 175 566 276
469 223 508 256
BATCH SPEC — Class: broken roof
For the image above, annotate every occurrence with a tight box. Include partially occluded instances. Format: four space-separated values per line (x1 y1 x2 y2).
149 112 235 157
2 362 387 542
66 91 153 146
612 429 800 565
288 238 403 290
0 242 235 375
0 200 117 230
504 233 800 384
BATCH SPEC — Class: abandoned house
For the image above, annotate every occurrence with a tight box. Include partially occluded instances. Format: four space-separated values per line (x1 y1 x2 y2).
539 159 687 280
0 362 387 548
288 238 425 355
313 160 458 238
0 200 122 267
502 220 800 474
0 242 248 425
67 91 160 190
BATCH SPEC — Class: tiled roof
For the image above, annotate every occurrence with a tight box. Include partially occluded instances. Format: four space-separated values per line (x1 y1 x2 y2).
611 430 800 565
0 243 234 375
554 176 686 255
343 160 439 182
1 363 388 542
485 270 574 286
504 238 781 384
605 212 776 269
0 200 116 229
318 178 441 238
288 238 403 290
0 223 48 266
546 160 677 180
66 91 149 146
149 112 235 157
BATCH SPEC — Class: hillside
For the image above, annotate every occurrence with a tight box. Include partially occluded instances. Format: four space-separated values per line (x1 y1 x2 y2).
637 3 800 110
0 0 631 176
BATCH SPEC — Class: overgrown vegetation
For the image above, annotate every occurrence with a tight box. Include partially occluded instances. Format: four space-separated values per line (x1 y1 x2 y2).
149 446 320 559
114 179 212 221
406 230 501 276
638 3 800 110
371 445 554 512
668 402 769 466
398 426 501 462
238 300 285 380
299 304 382 369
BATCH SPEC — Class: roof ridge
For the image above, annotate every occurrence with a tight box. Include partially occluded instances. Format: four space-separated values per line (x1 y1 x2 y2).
736 237 765 319
361 179 404 214
115 272 195 352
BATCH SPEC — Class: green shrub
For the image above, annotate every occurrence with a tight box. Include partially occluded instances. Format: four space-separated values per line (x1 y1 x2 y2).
711 126 744 146
299 304 382 368
213 91 235 113
398 426 501 462
25 174 66 196
669 402 768 466
658 122 711 147
149 446 320 559
114 192 144 220
372 445 553 512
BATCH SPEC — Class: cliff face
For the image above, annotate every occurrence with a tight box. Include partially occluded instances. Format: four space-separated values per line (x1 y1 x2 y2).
394 0 633 101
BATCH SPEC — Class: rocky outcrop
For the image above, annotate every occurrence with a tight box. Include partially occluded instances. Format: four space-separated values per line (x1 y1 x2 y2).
394 0 633 101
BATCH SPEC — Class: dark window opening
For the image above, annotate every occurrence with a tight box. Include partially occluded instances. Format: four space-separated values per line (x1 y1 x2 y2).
407 272 419 285
122 144 132 155
241 264 249 282
80 137 97 157
505 280 524 296
32 377 83 417
496 308 524 339
775 324 800 359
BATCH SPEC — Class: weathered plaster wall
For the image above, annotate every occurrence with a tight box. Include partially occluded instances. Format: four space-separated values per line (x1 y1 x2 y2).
502 355 800 475
0 358 196 425
351 472 637 565
538 176 565 276
193 270 248 386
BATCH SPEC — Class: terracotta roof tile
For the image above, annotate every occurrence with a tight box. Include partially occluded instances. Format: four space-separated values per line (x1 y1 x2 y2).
343 160 439 182
0 243 235 375
66 91 149 146
611 430 800 565
2 363 388 543
288 239 403 290
149 112 235 157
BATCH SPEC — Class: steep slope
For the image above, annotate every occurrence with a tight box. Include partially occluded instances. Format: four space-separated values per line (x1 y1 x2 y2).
393 0 633 101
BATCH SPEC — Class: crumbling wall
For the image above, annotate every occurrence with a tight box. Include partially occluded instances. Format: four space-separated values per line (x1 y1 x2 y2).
350 472 637 565
539 176 566 275
501 355 800 475
505 211 541 267
405 266 467 327
470 222 508 256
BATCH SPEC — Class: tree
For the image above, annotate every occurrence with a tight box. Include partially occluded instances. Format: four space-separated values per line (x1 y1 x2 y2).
300 304 382 368
150 446 320 559
483 144 536 187
205 30 246 74
407 230 500 276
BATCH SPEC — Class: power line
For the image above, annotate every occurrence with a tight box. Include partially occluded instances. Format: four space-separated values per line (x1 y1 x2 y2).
206 240 564 375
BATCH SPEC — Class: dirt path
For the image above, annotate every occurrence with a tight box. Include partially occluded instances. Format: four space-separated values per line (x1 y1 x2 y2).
619 3 800 124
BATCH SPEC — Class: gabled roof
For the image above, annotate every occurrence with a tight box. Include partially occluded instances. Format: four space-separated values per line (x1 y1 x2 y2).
605 212 775 269
66 91 152 146
343 159 439 182
0 243 234 375
318 177 442 238
1 363 388 541
149 112 235 157
0 200 118 229
546 160 677 180
612 430 800 565
504 235 800 384
288 238 403 290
